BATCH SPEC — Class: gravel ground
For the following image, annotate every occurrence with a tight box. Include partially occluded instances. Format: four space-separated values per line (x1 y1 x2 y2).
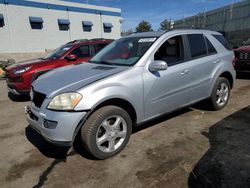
0 76 249 188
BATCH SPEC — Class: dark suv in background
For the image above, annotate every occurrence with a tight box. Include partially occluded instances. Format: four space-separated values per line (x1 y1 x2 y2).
234 38 250 74
5 39 112 95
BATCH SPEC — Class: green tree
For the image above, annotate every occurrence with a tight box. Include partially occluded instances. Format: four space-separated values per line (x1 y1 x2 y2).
121 28 134 36
160 19 171 30
136 20 153 33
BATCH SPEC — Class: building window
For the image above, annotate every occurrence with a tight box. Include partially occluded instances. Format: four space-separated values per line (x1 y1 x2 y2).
82 21 93 32
58 19 70 31
0 14 4 27
29 16 43 30
103 22 113 33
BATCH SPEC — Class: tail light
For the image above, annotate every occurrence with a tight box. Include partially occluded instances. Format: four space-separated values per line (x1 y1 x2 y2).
232 58 236 67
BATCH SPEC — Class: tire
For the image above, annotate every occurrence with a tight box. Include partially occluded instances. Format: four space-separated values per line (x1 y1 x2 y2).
208 77 231 111
81 106 132 159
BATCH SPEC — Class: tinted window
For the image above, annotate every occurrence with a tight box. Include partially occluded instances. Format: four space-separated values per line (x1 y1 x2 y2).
206 37 217 54
155 35 184 66
187 34 207 58
71 45 90 58
94 43 108 54
59 24 69 31
212 34 232 50
83 25 92 32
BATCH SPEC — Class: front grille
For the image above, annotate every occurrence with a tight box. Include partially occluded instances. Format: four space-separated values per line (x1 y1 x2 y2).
239 52 250 60
32 89 46 108
7 77 22 82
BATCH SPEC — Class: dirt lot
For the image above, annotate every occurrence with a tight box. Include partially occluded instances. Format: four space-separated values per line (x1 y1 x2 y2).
0 77 250 188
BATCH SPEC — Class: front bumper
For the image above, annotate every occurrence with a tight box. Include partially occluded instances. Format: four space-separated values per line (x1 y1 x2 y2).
25 102 87 146
6 79 30 95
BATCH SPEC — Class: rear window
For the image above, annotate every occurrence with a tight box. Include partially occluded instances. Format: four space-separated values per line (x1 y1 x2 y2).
212 34 232 50
187 34 207 58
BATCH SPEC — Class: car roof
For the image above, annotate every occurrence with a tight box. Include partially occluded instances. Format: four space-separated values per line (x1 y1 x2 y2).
67 39 113 46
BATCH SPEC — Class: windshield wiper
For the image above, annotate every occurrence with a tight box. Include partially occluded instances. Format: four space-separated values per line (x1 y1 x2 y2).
89 60 130 66
89 60 113 65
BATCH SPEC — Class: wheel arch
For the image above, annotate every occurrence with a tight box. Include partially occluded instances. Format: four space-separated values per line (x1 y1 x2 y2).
219 71 234 89
72 98 137 143
92 98 137 125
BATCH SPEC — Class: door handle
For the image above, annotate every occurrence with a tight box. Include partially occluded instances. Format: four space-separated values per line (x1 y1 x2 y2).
214 58 221 64
180 69 190 75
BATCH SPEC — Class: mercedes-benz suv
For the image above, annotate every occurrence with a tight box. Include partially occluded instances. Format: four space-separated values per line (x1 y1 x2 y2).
25 29 236 159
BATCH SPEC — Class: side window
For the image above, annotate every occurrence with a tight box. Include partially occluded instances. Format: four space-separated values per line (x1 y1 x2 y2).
70 45 90 58
187 34 207 58
205 37 217 54
94 43 108 54
212 34 232 50
154 35 184 66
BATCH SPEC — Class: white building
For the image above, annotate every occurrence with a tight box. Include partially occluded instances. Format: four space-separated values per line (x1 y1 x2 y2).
0 0 122 53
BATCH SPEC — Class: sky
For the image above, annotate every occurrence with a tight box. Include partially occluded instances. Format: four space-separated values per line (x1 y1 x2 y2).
63 0 243 31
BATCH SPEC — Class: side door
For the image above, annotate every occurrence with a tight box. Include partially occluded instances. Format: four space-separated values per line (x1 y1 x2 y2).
184 33 219 103
143 35 192 120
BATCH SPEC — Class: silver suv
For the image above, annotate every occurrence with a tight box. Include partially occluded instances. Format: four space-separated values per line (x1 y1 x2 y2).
26 29 236 159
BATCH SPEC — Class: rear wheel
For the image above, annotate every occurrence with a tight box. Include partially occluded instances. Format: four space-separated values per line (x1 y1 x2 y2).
81 106 132 159
208 77 231 110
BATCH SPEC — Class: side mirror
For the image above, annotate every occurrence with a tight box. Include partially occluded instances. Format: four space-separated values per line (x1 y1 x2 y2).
149 60 168 72
66 54 77 61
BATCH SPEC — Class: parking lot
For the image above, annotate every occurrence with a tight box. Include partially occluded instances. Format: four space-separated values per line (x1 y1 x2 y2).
0 76 250 188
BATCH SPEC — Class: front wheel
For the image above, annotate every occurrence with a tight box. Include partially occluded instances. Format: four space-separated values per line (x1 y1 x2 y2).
208 77 231 110
81 106 132 159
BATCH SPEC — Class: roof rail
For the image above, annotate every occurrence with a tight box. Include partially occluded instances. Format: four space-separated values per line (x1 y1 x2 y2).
67 38 113 44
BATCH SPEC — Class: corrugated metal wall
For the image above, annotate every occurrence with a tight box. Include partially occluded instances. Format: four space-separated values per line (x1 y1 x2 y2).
173 0 250 47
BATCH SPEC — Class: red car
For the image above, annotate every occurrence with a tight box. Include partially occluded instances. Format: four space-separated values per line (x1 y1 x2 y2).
5 39 112 95
234 38 250 74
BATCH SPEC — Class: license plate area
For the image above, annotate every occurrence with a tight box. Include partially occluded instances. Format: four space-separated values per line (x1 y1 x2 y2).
25 106 38 121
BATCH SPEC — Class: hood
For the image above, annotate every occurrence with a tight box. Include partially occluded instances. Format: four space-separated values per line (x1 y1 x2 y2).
32 63 129 98
235 45 250 53
6 58 50 71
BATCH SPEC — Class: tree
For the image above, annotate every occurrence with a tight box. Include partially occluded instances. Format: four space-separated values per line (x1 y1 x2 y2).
121 28 134 36
136 20 153 33
160 19 171 31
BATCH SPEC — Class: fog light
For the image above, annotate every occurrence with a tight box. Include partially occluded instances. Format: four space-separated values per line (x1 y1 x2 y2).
43 119 58 129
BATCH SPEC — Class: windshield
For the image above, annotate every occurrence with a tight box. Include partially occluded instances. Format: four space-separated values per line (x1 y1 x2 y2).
43 44 73 60
90 37 157 66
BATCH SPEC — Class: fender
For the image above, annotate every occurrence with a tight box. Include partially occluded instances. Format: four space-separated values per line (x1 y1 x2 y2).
209 66 235 96
75 85 144 123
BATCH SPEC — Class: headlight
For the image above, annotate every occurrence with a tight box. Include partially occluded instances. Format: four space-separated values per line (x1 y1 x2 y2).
47 92 82 110
14 66 31 74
